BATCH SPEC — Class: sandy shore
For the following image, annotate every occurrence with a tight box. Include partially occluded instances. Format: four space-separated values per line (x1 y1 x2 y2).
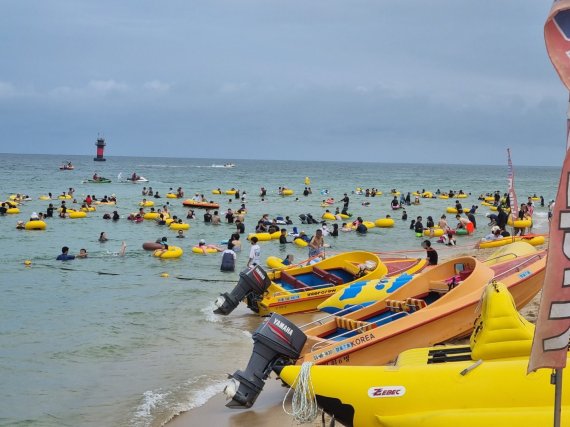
168 249 545 427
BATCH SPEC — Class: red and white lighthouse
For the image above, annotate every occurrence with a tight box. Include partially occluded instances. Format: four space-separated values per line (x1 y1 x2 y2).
94 136 106 161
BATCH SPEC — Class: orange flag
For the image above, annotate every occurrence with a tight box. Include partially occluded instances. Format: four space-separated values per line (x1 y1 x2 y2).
528 0 570 373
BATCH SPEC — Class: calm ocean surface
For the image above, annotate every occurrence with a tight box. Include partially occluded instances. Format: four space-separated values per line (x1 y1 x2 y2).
0 154 560 426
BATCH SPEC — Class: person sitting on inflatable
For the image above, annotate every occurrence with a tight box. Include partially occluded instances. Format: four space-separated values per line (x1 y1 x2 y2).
195 239 222 254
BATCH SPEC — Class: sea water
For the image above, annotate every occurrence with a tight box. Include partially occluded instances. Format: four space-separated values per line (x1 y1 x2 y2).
0 154 560 426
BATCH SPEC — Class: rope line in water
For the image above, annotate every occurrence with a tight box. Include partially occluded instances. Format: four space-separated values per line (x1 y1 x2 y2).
282 361 319 424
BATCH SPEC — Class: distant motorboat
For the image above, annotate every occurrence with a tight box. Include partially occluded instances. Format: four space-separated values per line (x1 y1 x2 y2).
126 176 149 183
60 162 74 170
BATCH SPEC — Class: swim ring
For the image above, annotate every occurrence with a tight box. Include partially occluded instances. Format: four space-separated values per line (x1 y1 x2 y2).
192 246 219 254
170 222 190 231
25 220 46 230
140 200 154 207
153 246 183 259
374 218 395 228
69 211 87 219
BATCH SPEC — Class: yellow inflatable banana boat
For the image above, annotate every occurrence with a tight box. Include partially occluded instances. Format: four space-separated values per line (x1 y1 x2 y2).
278 282 564 427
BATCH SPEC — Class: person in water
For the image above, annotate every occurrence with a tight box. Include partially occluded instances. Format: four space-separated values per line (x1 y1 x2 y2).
56 246 76 261
77 248 88 258
99 232 108 242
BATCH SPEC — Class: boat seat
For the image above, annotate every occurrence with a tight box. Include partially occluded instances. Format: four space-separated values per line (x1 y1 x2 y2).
385 299 409 313
405 297 427 311
312 267 344 286
429 280 449 294
280 271 307 290
335 317 374 332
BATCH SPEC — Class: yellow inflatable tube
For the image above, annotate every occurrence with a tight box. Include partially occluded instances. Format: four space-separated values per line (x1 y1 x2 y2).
446 207 458 214
248 233 272 241
507 218 532 228
166 193 178 199
140 200 154 207
154 246 183 258
80 206 96 212
282 189 294 196
374 218 395 228
322 212 336 221
438 195 449 199
266 256 291 270
456 194 468 198
225 190 237 195
7 208 20 214
170 222 190 230
25 220 47 230
143 212 159 220
69 211 87 219
212 190 222 195
58 195 72 200
424 228 444 237
39 195 51 201
191 246 218 254
294 238 308 247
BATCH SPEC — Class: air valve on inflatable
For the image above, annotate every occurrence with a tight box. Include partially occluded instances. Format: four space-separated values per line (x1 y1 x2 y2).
213 265 272 315
224 313 307 408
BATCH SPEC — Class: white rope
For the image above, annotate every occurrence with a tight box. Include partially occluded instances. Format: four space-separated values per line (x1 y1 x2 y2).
282 362 319 424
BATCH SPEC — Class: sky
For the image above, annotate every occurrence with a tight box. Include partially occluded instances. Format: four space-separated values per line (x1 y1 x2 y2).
0 0 566 165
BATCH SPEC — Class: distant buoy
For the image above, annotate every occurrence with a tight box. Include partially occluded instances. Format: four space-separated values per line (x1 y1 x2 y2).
24 260 32 266
160 272 169 278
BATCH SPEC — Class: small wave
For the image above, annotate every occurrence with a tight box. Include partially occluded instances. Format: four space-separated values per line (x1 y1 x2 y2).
200 303 221 323
130 378 226 427
132 390 166 427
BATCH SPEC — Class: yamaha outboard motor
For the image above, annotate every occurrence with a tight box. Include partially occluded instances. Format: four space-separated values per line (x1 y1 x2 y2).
213 265 271 315
224 313 307 408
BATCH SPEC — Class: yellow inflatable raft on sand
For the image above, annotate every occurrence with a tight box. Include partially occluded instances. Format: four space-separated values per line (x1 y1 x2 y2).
153 246 183 259
478 234 545 249
25 220 46 230
277 282 565 427
374 218 395 228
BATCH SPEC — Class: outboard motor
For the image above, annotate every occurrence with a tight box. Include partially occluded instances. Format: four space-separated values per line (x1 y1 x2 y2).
213 265 271 315
224 313 307 408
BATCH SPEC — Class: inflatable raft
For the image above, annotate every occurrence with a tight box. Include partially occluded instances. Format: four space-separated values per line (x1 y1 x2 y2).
276 281 563 427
